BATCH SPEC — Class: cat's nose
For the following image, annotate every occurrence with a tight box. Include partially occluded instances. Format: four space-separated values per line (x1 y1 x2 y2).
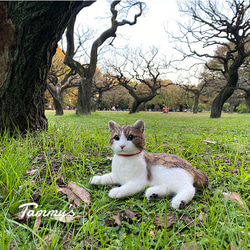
119 145 125 149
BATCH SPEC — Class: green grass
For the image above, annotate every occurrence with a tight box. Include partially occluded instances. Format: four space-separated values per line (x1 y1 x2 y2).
0 110 249 249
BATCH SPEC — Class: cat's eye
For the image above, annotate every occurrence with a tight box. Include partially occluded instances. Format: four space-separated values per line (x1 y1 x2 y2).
127 135 135 141
114 135 120 141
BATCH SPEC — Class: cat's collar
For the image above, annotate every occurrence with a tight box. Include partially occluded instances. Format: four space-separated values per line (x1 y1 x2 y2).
116 150 144 157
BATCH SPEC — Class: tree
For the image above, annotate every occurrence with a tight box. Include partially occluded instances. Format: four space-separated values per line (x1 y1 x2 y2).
0 1 94 133
92 70 119 110
173 0 250 118
64 0 144 115
46 47 79 115
110 47 171 113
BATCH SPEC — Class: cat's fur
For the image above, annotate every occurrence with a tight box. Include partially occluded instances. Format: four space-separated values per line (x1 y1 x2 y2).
91 120 209 209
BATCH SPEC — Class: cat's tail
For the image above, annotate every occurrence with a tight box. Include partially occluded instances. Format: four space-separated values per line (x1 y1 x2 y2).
193 170 209 189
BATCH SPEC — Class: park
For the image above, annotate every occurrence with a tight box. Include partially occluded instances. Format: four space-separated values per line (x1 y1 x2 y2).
0 111 249 249
0 0 250 249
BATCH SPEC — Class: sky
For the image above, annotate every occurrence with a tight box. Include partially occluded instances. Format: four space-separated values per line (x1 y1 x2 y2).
73 0 209 84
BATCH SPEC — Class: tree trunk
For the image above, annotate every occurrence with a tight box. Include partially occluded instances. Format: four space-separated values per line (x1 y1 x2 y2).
245 95 250 113
210 86 235 118
0 1 93 133
46 83 64 116
76 79 92 115
193 93 200 114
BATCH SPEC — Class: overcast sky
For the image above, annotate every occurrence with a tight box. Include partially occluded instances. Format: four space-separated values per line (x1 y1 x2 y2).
74 0 207 84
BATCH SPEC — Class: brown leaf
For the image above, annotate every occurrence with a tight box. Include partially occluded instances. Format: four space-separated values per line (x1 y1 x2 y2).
112 211 121 227
197 212 208 223
227 239 243 250
148 229 155 237
36 229 58 249
182 241 199 250
67 182 91 208
203 140 216 145
153 212 176 228
57 187 81 207
32 192 41 202
124 208 136 220
222 192 249 210
25 168 38 175
53 215 83 223
104 218 114 227
180 214 194 225
56 174 65 186
33 215 41 232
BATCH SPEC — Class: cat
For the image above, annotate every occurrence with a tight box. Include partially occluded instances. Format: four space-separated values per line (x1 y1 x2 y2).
91 120 209 209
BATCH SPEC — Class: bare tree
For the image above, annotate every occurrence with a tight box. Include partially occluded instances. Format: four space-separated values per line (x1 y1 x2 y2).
64 0 144 115
46 69 79 115
110 47 171 113
171 0 250 118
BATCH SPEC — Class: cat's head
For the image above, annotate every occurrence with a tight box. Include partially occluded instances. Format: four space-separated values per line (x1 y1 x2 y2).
108 120 146 155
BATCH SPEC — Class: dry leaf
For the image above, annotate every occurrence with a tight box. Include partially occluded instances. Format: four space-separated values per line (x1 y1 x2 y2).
53 215 83 223
57 186 81 207
25 169 38 175
180 214 194 225
227 239 243 250
33 215 41 232
182 241 199 250
222 192 249 210
32 192 41 202
148 230 155 237
112 212 121 227
124 208 136 220
203 140 216 145
36 229 58 249
153 212 176 228
67 182 91 208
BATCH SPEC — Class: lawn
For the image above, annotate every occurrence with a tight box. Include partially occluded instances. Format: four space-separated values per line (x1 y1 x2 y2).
0 110 249 249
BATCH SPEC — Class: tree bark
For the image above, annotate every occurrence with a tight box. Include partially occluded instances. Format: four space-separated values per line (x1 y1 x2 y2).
47 83 64 116
0 1 94 133
193 92 200 114
245 95 250 113
210 86 235 118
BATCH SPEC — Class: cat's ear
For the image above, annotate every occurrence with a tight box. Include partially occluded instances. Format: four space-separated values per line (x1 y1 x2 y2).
133 120 144 132
108 120 119 132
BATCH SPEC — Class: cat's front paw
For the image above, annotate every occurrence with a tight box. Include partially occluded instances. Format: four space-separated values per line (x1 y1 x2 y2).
90 176 101 185
108 187 121 199
171 198 186 209
145 187 159 200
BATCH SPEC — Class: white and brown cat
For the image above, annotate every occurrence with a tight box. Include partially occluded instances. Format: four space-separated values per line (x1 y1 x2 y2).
91 120 209 209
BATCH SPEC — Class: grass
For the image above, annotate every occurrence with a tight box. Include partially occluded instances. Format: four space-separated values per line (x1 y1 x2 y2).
0 110 249 249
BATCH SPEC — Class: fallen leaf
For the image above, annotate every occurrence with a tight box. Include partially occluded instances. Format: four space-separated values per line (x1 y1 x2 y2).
153 212 176 228
222 192 249 210
203 140 216 145
53 215 83 223
148 230 155 237
57 186 81 207
32 192 41 202
180 214 193 225
33 215 41 232
25 169 38 175
104 218 114 227
112 212 121 227
124 208 136 220
56 174 65 185
197 212 208 224
227 239 243 250
67 182 91 208
36 228 58 249
182 241 199 250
